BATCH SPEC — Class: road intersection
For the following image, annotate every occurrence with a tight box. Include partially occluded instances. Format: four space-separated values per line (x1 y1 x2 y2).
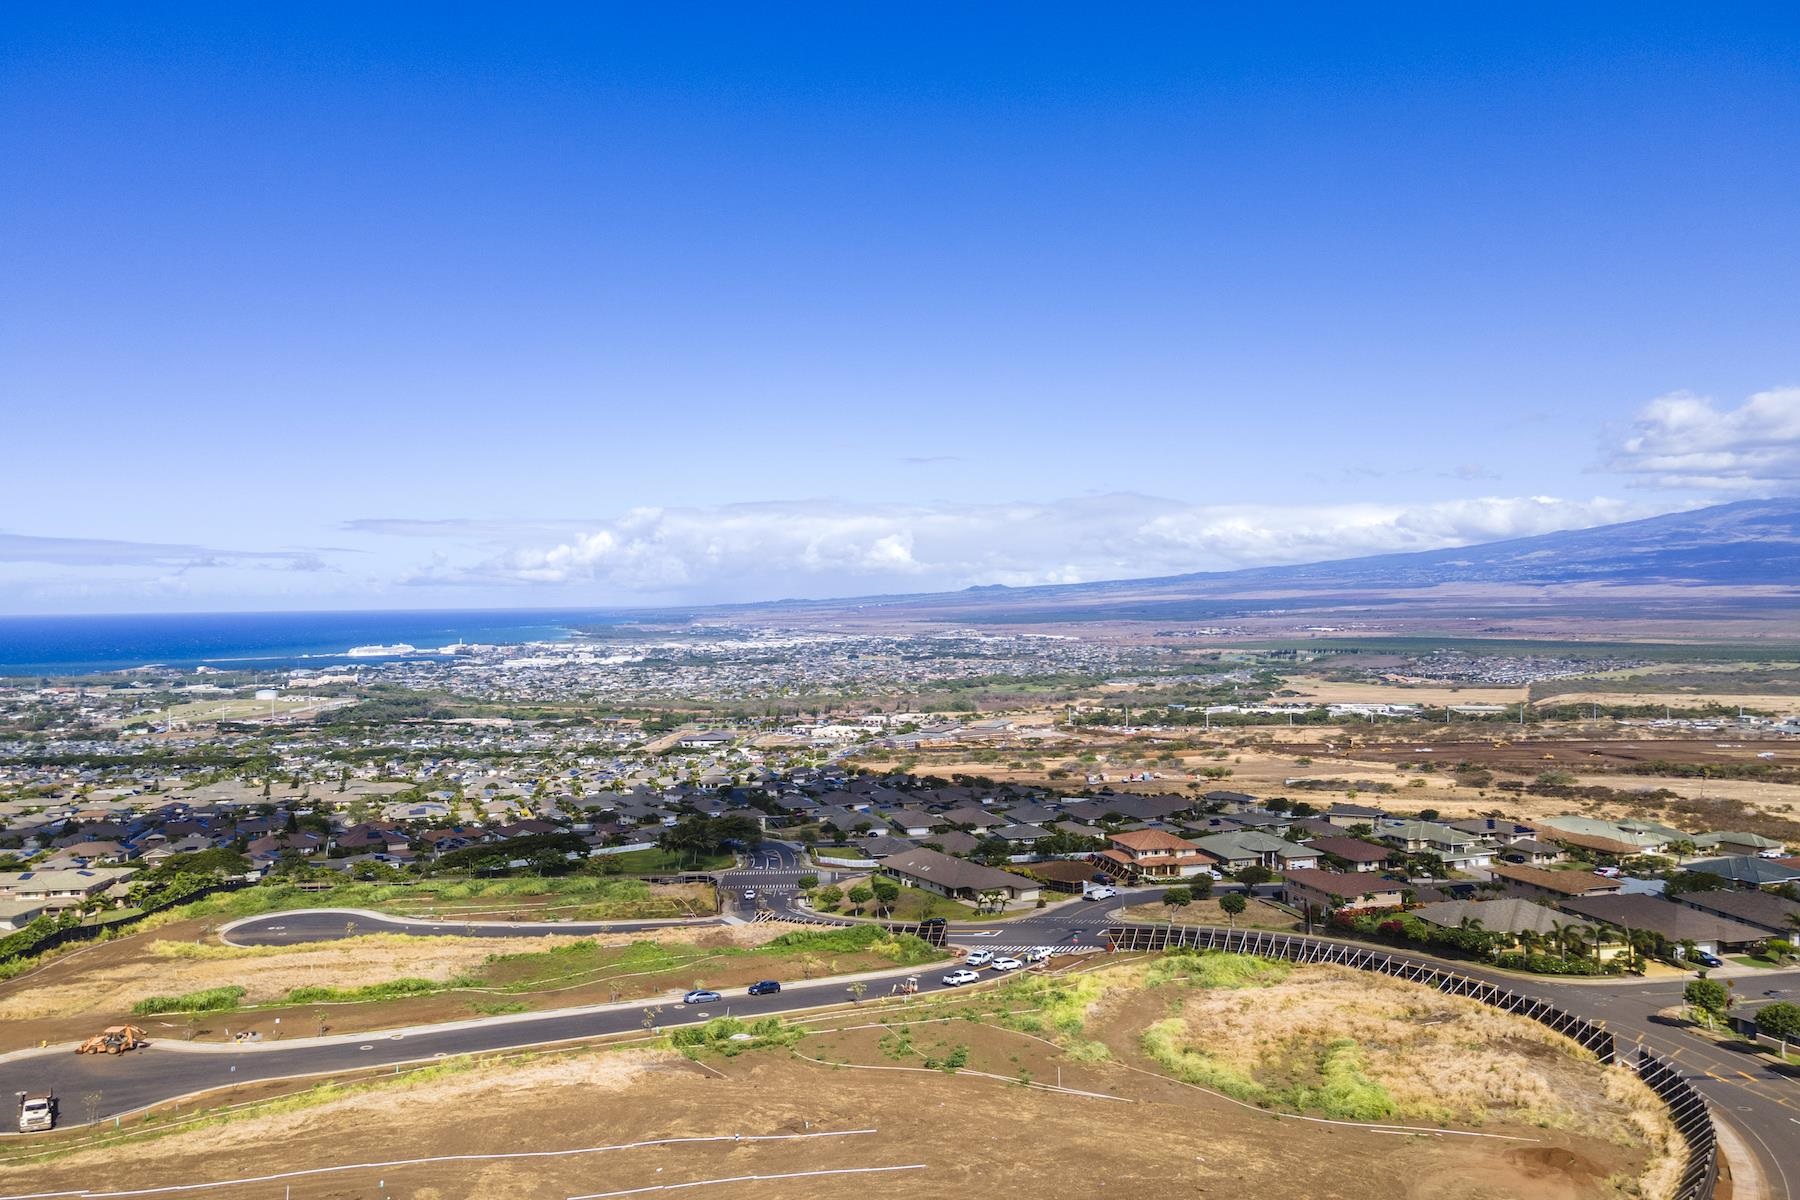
2 842 1793 1198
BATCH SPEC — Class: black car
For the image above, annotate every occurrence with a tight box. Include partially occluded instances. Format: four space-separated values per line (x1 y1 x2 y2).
748 980 781 995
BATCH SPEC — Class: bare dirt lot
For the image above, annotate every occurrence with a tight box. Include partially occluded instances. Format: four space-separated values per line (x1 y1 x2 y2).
1119 896 1297 930
0 954 1679 1200
0 919 926 1052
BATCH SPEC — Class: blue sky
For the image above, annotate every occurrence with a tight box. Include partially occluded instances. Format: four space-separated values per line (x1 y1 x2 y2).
3 5 1798 613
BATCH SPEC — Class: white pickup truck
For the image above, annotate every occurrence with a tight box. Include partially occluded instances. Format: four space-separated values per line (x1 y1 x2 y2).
18 1093 56 1133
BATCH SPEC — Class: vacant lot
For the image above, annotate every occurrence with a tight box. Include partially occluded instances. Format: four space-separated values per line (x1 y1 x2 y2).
1119 896 1297 930
0 919 940 1051
0 953 1678 1200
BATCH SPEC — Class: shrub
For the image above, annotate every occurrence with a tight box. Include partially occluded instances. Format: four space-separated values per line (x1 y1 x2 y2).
133 985 247 1015
286 978 440 1004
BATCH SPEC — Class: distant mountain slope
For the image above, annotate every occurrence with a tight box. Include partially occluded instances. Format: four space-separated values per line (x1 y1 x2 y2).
1172 498 1800 591
720 499 1800 625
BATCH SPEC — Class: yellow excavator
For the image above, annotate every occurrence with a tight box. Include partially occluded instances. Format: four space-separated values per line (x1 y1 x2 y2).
76 1025 148 1055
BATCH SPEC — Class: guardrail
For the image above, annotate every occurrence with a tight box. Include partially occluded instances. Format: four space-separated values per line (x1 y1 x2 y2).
1104 925 1716 1200
1634 1047 1718 1200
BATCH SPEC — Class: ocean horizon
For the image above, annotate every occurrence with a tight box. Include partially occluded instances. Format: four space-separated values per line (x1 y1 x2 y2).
0 608 652 677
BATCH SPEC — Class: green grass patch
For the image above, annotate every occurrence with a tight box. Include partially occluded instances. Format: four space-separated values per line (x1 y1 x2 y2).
669 1015 802 1057
1142 1018 1262 1100
1294 1039 1398 1121
765 924 939 966
285 978 441 1004
1729 955 1787 970
132 985 246 1016
469 999 529 1016
597 848 732 874
1143 1018 1398 1121
1145 949 1291 990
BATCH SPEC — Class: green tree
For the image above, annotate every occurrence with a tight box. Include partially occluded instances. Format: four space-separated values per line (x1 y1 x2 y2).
870 876 900 916
847 884 874 914
1218 892 1248 929
814 885 844 912
796 873 819 893
1162 885 1192 925
1757 1001 1800 1057
1683 977 1730 1027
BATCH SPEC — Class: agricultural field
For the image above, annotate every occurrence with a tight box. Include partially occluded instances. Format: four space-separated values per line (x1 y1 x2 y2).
0 952 1680 1200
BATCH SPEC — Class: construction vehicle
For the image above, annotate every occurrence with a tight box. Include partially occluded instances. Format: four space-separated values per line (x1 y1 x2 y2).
76 1025 147 1055
17 1092 56 1133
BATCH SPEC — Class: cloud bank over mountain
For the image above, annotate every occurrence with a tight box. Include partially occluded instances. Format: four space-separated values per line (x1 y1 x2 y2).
384 493 1650 601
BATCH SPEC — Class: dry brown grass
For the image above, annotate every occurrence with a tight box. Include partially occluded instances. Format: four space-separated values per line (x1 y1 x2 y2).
1119 897 1296 930
1280 677 1527 706
0 933 585 1019
0 923 799 1021
1151 961 1673 1144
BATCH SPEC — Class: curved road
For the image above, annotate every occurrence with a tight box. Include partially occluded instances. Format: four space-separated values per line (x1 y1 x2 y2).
3 843 1795 1199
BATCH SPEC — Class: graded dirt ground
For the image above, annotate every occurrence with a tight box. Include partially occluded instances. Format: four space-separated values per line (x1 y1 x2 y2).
0 919 923 1052
1118 897 1298 930
0 955 1679 1200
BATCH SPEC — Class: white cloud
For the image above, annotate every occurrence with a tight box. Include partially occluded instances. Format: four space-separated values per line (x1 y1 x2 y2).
390 493 1653 601
0 532 326 571
1610 387 1800 491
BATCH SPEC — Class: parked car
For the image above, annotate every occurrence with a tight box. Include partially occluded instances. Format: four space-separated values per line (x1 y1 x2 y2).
941 969 981 987
1083 886 1117 901
747 980 781 995
991 957 1023 972
1692 951 1724 969
682 989 723 1004
965 949 994 967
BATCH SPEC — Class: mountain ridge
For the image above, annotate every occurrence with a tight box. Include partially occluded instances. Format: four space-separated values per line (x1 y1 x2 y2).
711 498 1800 625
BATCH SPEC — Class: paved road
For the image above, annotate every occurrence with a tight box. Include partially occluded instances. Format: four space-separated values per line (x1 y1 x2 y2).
6 851 1795 1199
0 961 971 1130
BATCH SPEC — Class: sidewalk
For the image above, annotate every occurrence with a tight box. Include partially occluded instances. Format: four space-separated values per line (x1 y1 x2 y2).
1713 1113 1771 1200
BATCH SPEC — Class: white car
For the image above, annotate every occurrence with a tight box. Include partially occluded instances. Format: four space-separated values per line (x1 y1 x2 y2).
743 888 758 900
941 969 981 986
1024 947 1053 964
991 957 1023 972
1083 886 1117 901
964 949 994 967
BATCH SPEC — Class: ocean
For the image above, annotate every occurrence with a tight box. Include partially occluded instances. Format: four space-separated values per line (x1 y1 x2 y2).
0 609 640 676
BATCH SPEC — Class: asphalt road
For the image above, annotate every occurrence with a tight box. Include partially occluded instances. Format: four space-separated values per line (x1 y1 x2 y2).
5 846 1795 1199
